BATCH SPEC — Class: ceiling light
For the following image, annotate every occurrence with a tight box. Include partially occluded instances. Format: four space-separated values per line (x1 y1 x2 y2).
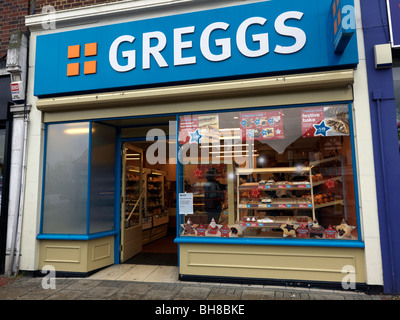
64 128 91 135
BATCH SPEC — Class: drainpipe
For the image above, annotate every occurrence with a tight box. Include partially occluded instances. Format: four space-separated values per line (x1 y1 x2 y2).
11 107 29 275
4 31 30 276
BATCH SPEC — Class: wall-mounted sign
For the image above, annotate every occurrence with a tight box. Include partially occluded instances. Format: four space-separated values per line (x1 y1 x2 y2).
11 81 25 101
387 0 400 47
34 0 358 97
332 0 356 53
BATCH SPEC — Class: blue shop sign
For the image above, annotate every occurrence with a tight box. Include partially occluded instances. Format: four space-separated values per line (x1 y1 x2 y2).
332 0 356 53
34 0 358 97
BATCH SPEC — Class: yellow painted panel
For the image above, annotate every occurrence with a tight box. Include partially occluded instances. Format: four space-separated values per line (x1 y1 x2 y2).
39 240 88 273
44 245 81 264
87 236 114 272
91 242 111 262
179 244 366 283
38 237 114 273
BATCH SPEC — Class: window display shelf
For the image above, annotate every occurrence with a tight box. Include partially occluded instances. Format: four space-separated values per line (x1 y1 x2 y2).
142 216 152 230
238 203 313 209
240 182 312 190
236 166 316 222
237 167 310 174
314 199 344 209
143 169 169 243
311 176 342 186
309 155 341 167
309 155 347 218
239 216 312 228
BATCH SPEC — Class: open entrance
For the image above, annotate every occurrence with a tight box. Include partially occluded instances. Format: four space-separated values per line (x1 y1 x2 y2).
119 117 177 267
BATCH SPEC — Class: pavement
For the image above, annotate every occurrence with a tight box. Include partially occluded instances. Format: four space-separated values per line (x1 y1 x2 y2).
0 273 397 301
1 271 399 319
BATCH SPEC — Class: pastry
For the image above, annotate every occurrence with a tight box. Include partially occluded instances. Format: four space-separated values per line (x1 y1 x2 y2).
280 219 298 237
183 218 195 235
335 219 355 239
325 118 350 134
308 220 324 238
229 224 244 236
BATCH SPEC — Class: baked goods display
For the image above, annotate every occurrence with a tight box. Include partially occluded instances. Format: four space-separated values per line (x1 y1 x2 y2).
239 197 313 208
182 218 195 235
179 217 356 239
180 156 356 240
233 157 355 240
240 215 312 228
335 219 355 239
313 192 337 204
280 219 298 237
308 220 325 238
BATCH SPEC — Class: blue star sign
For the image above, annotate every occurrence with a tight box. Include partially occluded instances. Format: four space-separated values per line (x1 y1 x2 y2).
313 121 331 137
261 129 269 137
189 129 203 144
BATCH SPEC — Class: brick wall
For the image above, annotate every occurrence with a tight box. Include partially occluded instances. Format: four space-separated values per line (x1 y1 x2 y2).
0 0 30 59
34 0 121 13
1 0 122 59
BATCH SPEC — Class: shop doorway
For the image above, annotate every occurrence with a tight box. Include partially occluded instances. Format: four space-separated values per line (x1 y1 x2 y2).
119 119 178 267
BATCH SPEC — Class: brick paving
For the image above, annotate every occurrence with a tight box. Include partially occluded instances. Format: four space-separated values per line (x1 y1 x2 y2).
0 275 396 301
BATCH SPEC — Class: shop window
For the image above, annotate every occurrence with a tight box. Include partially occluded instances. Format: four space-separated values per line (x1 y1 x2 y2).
89 122 116 234
41 122 116 235
42 122 90 234
178 104 360 240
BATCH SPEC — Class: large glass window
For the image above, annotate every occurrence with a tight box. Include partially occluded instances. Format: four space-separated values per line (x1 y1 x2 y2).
41 122 116 235
42 123 90 234
178 104 359 240
89 123 116 234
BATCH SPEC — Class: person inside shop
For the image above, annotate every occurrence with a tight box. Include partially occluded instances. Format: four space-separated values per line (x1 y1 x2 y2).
203 168 226 224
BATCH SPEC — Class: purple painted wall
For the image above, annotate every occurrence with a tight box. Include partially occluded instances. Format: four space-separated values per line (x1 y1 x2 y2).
360 0 400 294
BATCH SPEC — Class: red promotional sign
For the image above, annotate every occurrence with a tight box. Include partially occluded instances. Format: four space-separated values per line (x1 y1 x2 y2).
179 116 199 144
179 115 220 144
240 110 284 141
301 107 325 137
301 105 350 137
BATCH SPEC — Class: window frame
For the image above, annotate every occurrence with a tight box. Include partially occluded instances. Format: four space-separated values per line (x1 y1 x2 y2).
37 120 118 241
174 101 364 248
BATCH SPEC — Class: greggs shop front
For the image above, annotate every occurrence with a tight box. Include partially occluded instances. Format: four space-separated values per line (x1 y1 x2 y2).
22 0 383 291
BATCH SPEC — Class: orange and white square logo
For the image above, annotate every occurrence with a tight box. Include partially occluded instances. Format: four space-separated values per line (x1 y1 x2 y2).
67 42 97 76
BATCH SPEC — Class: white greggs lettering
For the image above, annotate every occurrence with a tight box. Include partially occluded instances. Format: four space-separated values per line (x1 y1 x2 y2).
109 11 306 72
